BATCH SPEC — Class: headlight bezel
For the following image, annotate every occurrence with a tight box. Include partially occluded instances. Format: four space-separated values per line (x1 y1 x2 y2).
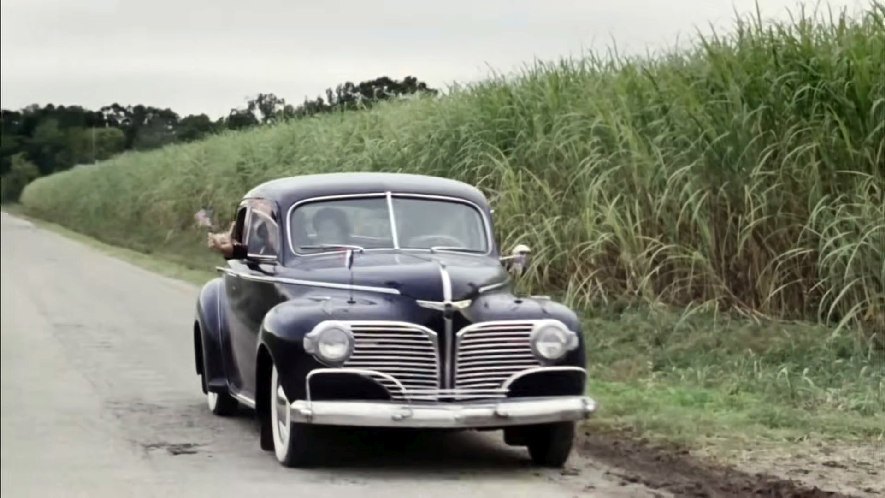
529 320 580 363
303 321 355 365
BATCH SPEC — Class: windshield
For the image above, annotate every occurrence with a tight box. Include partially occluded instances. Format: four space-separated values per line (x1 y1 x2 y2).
289 195 489 254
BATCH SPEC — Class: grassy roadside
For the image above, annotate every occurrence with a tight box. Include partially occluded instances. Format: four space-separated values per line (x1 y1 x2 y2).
3 205 214 286
583 308 884 449
8 206 882 461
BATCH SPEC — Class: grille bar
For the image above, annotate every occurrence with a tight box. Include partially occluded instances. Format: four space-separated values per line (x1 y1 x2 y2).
343 321 439 400
454 321 541 398
328 319 563 402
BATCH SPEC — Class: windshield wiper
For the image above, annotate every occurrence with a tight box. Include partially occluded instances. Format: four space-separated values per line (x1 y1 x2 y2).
299 244 366 253
429 246 483 254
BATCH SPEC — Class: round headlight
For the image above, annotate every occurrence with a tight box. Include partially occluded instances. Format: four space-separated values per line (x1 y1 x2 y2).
530 321 578 362
317 327 352 363
304 322 354 365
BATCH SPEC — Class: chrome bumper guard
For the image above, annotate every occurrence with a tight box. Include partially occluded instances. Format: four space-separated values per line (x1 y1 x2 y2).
291 366 596 428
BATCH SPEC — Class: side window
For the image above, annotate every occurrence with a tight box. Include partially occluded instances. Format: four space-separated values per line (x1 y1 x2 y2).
232 206 248 243
244 202 280 258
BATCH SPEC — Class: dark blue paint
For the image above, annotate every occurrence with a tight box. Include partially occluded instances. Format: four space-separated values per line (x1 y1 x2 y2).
193 173 585 408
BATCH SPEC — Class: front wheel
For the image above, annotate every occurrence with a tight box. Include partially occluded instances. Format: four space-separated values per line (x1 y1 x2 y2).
270 363 316 467
525 421 575 467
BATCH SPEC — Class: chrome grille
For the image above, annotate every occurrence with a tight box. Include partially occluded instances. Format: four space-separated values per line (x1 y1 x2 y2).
454 321 541 395
343 322 439 400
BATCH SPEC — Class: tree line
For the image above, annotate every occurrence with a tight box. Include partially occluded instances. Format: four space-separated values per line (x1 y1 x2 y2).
0 75 437 202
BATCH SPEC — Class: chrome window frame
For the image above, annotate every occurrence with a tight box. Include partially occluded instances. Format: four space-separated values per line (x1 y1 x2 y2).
242 199 282 263
285 191 494 257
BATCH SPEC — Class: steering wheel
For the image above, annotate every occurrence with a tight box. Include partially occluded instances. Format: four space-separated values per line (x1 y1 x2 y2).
407 234 464 249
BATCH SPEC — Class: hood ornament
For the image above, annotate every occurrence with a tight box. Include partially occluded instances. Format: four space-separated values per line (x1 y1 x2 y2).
416 299 472 312
417 264 472 317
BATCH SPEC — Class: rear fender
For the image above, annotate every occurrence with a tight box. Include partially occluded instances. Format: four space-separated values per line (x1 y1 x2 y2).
196 277 229 393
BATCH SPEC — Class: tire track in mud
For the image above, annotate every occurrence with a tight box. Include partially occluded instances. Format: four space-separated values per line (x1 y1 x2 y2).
577 430 855 497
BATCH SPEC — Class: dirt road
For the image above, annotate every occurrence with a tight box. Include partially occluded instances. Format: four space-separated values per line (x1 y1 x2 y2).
0 212 662 497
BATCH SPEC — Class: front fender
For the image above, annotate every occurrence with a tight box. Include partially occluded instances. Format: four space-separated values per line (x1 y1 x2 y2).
259 293 414 400
465 293 587 369
195 277 229 392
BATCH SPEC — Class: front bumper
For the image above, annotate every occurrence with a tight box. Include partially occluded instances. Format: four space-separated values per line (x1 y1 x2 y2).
290 395 596 428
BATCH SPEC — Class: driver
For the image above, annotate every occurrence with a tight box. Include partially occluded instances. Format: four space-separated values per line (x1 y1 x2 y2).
313 207 350 245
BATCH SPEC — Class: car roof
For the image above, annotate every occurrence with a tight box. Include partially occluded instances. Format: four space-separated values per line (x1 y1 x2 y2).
244 172 490 209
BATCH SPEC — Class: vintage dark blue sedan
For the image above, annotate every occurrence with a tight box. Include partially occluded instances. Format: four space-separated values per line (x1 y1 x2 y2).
194 172 596 467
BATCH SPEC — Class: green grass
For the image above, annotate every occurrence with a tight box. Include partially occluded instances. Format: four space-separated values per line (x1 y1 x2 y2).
583 308 884 449
14 2 885 455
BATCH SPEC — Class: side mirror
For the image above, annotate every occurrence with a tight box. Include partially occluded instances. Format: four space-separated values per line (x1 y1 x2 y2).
501 244 531 276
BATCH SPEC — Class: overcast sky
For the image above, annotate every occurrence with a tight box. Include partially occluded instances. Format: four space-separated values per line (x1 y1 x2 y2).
0 0 865 118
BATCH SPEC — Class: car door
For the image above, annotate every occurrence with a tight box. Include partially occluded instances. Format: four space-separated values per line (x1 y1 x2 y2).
221 204 250 394
226 199 286 399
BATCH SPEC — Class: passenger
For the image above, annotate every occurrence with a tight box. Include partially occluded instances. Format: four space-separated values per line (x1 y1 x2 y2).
207 221 246 259
313 207 350 245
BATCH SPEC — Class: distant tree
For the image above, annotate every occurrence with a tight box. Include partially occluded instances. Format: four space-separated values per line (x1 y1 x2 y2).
54 127 92 169
0 153 40 203
178 114 218 142
91 127 126 161
291 76 437 118
247 93 288 124
29 118 66 174
0 75 436 183
100 103 132 128
133 117 176 150
0 133 21 175
225 108 259 130
128 106 180 150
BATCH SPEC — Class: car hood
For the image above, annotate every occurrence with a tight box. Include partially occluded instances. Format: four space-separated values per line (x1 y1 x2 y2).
282 251 509 301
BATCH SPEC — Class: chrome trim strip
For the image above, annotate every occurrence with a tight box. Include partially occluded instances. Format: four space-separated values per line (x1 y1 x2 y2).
501 366 587 391
289 395 597 428
477 280 509 294
231 391 256 408
306 368 407 408
455 319 571 337
284 191 494 257
342 320 439 338
439 265 455 390
245 209 281 261
386 191 400 249
416 299 471 311
218 268 401 295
